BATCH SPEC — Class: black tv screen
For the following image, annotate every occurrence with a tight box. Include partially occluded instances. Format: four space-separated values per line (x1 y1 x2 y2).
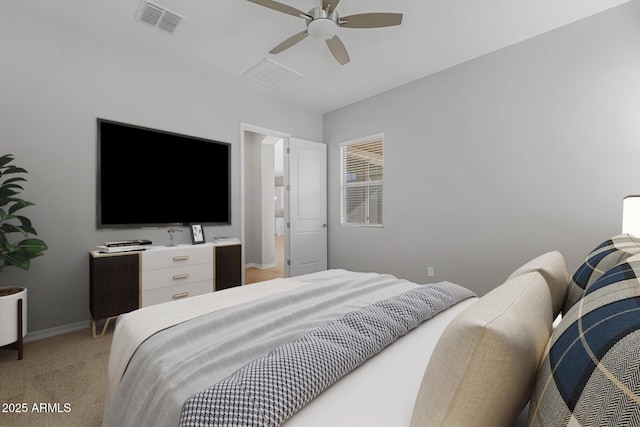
97 118 231 229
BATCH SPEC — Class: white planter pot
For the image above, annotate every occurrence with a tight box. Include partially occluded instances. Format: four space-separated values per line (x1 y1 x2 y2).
0 286 27 347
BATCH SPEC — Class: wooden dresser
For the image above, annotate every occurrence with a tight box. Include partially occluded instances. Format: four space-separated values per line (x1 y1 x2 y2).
89 242 241 337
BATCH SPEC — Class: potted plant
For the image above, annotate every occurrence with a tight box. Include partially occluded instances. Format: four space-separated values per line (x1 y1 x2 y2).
0 154 48 356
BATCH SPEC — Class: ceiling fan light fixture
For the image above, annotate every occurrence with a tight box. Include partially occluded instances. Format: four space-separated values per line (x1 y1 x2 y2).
307 18 337 39
247 0 403 65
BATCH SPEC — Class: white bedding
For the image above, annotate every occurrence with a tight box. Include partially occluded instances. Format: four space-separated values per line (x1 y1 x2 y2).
105 269 477 426
284 297 476 426
106 276 308 405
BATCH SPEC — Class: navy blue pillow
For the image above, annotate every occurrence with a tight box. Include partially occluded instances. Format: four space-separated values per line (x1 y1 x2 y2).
529 254 640 426
563 234 640 314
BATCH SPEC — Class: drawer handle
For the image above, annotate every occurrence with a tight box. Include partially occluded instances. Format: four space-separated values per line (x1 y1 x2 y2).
173 292 189 299
173 255 189 261
173 273 190 280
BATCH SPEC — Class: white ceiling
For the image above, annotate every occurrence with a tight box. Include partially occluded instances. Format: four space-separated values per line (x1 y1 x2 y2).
20 0 630 114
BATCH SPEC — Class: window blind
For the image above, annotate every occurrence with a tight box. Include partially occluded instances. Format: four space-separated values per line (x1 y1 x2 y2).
340 137 383 226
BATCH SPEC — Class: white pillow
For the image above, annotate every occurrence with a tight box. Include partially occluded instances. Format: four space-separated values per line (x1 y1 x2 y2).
506 250 569 318
410 272 553 427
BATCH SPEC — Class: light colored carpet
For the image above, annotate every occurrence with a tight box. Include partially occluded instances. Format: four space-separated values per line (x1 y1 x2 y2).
0 326 112 427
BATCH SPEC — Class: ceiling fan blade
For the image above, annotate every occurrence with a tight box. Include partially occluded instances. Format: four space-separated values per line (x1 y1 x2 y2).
269 30 309 54
326 35 350 65
247 0 311 19
322 0 340 14
340 12 403 28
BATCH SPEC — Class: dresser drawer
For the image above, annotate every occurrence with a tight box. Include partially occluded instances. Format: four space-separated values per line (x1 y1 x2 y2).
142 262 213 291
142 245 213 271
141 280 213 307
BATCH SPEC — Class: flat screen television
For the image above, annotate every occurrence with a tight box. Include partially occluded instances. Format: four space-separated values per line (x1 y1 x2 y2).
97 118 231 229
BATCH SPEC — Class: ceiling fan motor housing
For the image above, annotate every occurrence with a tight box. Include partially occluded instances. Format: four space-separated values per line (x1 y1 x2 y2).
306 6 339 39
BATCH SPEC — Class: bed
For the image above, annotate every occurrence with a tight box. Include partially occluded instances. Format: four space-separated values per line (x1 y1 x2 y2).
102 235 640 427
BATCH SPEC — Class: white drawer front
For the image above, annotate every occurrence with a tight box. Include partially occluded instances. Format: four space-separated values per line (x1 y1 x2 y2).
141 262 213 291
141 280 213 307
142 245 213 271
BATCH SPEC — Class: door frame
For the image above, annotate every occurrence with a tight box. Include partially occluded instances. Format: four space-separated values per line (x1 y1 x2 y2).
240 122 291 284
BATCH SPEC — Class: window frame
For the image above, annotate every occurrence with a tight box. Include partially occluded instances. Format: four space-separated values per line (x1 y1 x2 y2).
339 133 384 228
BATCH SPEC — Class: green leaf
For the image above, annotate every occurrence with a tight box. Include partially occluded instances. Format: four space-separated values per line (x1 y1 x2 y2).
15 216 37 235
0 154 15 169
2 166 28 176
15 238 48 252
1 177 27 185
0 223 25 235
1 253 31 271
0 187 19 199
0 183 24 192
8 199 35 215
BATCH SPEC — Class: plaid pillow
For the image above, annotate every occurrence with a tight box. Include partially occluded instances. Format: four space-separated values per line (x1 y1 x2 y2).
563 233 640 314
528 254 640 427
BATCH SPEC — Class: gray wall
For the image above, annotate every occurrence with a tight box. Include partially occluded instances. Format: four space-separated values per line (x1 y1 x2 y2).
324 1 640 296
244 131 276 268
261 143 276 267
244 132 264 266
0 4 322 333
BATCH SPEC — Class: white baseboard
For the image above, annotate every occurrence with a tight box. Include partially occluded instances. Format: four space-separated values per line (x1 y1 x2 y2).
245 262 277 269
25 320 89 342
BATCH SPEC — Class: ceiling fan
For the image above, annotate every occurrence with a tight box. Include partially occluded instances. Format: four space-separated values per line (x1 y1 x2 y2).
247 0 403 65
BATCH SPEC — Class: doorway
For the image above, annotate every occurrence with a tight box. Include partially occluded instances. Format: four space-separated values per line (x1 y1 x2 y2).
241 125 288 284
240 124 328 285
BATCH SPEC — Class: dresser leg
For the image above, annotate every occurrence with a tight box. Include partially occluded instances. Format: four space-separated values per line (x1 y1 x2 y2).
91 316 118 338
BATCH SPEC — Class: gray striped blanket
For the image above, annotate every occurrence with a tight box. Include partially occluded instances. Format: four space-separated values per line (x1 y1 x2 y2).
180 283 473 427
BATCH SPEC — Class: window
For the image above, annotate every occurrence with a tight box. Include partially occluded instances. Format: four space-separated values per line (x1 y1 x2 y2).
339 134 383 227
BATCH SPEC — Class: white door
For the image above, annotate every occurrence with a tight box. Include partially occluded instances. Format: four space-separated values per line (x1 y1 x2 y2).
286 138 327 276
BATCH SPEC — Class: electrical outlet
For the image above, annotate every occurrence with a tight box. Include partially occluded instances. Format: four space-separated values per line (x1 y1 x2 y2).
427 266 434 277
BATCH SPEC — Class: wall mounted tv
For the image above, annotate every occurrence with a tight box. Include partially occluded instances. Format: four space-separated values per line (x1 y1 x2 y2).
97 118 231 229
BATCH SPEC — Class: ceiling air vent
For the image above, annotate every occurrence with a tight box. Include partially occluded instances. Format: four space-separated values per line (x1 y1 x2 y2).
243 58 302 89
136 1 184 34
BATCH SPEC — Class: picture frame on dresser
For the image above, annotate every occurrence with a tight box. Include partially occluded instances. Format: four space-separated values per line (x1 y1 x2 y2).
190 224 205 244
